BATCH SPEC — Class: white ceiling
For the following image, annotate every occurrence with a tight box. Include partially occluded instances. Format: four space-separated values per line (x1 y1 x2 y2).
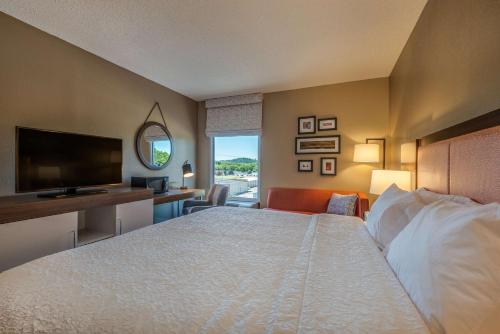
1 0 427 101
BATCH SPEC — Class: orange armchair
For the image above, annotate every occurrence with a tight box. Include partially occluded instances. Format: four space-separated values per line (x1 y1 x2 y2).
266 187 369 218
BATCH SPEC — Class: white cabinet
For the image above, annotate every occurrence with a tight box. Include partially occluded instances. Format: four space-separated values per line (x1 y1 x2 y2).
0 196 153 272
0 212 78 272
116 199 154 234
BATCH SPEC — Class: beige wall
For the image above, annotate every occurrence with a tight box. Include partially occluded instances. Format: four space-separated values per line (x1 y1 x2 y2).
196 102 212 192
389 0 500 165
197 78 389 204
0 13 198 196
261 78 389 204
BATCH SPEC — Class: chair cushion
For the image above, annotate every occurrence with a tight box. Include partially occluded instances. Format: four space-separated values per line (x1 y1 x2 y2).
266 187 369 218
210 184 229 206
264 208 317 215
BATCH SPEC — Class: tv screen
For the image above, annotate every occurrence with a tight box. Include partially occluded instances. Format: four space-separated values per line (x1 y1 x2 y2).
16 127 122 193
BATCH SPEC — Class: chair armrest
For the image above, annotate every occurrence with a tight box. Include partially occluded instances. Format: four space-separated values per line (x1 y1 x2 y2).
183 200 210 208
187 206 216 214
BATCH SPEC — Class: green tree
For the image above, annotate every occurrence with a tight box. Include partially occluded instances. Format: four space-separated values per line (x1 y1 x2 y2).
153 148 170 165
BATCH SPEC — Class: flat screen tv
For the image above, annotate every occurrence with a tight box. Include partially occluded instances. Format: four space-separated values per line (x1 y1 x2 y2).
16 127 122 195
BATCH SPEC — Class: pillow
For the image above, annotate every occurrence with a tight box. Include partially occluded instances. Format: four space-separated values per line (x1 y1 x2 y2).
386 200 500 334
415 187 477 205
326 193 358 216
365 183 425 250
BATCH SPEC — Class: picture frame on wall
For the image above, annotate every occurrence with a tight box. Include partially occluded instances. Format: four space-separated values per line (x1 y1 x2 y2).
298 116 316 134
318 117 337 131
320 157 337 176
298 160 313 172
295 135 341 154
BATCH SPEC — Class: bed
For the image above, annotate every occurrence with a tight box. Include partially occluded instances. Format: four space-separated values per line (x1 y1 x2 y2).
0 207 428 333
1 112 498 333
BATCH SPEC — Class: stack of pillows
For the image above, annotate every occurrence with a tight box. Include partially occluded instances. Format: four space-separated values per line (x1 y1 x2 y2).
366 184 500 334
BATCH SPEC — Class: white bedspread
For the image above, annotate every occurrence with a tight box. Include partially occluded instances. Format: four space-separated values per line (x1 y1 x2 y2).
0 207 428 333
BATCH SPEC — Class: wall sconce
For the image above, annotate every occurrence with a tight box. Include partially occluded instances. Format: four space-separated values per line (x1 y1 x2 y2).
370 169 412 195
353 138 386 168
400 142 417 164
353 144 379 163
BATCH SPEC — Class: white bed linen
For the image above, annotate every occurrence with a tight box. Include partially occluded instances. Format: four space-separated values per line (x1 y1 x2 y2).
0 207 428 333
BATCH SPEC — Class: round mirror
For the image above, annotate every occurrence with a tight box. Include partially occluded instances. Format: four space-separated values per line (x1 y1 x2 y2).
136 122 173 170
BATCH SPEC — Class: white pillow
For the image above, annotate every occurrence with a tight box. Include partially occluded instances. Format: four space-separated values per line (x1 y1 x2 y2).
386 200 500 334
366 184 425 250
415 188 477 205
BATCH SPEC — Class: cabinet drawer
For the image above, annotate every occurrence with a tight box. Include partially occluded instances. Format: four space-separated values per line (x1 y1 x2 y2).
0 212 78 272
116 199 153 234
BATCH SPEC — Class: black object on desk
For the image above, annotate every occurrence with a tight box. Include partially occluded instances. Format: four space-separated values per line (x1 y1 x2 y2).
131 176 169 194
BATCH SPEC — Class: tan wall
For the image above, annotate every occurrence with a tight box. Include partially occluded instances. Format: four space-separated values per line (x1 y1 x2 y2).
0 13 198 196
196 102 212 192
261 78 389 204
197 78 389 204
389 0 500 165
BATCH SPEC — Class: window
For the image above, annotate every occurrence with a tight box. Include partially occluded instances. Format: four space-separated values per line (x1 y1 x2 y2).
213 136 259 201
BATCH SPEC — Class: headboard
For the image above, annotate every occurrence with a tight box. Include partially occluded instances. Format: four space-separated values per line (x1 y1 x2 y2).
416 109 500 204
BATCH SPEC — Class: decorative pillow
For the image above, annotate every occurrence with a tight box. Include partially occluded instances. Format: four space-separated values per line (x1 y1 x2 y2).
386 200 500 334
365 183 424 250
415 187 477 205
326 193 358 216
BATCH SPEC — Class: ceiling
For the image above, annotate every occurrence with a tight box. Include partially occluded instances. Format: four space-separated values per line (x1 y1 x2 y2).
1 0 427 101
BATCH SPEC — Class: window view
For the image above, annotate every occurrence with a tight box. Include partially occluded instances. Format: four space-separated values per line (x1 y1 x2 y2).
213 136 259 200
152 140 171 166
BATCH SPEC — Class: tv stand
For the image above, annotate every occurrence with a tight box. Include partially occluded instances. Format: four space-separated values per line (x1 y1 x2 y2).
0 187 154 271
37 188 108 198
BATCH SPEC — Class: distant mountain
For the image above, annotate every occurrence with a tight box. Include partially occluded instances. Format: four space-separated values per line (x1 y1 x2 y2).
216 157 257 163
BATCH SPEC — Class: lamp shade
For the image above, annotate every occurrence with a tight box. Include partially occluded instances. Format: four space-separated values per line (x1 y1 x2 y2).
370 169 411 195
182 161 194 177
353 143 379 163
401 142 417 163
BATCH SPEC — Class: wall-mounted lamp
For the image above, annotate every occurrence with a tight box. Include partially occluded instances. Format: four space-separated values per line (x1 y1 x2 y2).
180 160 194 190
353 138 386 168
400 142 417 164
370 169 412 195
353 143 380 163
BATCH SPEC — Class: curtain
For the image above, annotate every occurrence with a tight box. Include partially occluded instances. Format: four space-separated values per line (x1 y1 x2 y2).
205 93 263 137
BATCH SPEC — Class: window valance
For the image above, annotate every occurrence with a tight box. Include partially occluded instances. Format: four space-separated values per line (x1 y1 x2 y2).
205 93 263 137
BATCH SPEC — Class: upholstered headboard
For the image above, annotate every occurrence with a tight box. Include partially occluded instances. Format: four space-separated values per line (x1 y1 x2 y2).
417 110 500 204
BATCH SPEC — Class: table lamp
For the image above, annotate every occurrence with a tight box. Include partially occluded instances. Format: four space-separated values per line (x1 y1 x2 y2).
180 160 194 190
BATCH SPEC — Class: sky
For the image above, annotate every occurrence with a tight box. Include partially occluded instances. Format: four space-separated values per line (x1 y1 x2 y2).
214 136 258 161
153 140 171 152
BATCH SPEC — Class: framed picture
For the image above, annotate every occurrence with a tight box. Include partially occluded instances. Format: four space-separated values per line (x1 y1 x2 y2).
318 117 337 131
298 116 316 134
320 157 337 176
295 135 341 154
298 160 313 172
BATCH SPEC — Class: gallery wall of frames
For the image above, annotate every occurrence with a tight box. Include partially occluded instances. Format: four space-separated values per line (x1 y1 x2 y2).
296 116 339 176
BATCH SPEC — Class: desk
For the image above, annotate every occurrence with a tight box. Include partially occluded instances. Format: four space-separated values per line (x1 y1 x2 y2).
153 189 205 205
153 189 205 220
0 187 153 225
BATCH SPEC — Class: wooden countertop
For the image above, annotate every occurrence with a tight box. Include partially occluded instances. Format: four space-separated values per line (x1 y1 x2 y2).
0 187 154 225
154 188 205 205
